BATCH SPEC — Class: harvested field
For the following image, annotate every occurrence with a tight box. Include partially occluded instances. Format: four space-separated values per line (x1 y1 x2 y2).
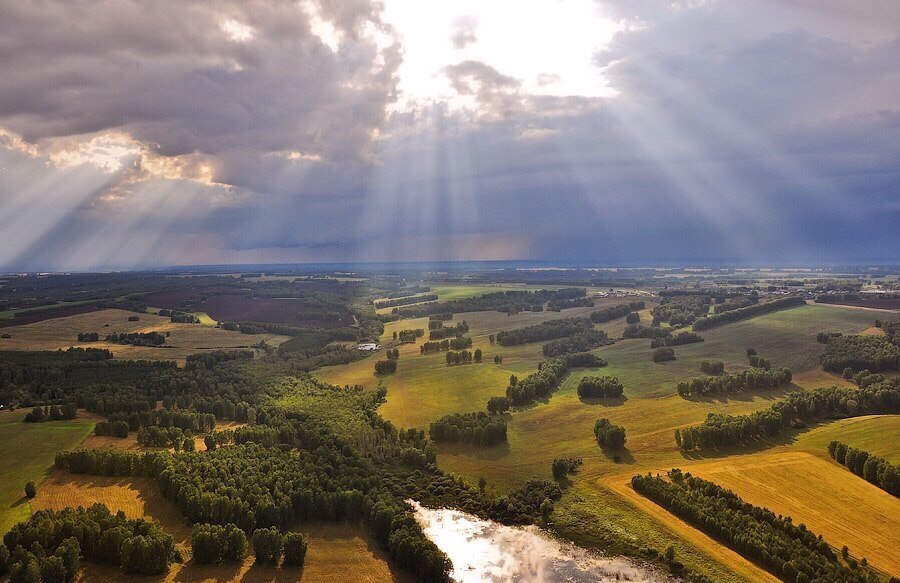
0 308 289 363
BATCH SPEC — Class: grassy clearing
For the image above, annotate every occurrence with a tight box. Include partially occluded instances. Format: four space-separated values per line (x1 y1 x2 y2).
0 410 95 534
0 308 289 363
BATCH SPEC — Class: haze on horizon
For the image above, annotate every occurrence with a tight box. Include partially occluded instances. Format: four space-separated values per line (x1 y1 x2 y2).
0 1 898 271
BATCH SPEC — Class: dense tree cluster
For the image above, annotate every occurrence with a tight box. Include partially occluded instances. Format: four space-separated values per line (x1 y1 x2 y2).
24 403 77 422
699 360 725 375
386 348 400 361
625 312 641 324
589 301 644 323
77 332 100 342
652 295 711 326
190 523 248 564
547 297 594 311
652 347 676 362
676 378 900 450
428 320 443 330
541 329 608 357
429 412 508 446
445 350 474 365
576 376 624 398
820 334 900 373
650 331 703 348
632 470 875 583
428 321 469 340
137 426 193 449
1 504 179 578
693 296 805 330
374 294 438 309
374 359 398 375
428 313 453 321
623 325 670 339
496 318 593 347
712 294 758 314
816 332 843 344
486 396 510 414
94 420 130 437
594 419 626 449
396 288 587 318
828 441 899 496
505 352 604 405
397 329 425 343
551 457 583 480
105 331 166 346
676 368 792 398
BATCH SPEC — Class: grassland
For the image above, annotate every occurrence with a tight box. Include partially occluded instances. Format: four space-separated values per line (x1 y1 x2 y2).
321 301 892 581
0 410 96 534
0 308 289 363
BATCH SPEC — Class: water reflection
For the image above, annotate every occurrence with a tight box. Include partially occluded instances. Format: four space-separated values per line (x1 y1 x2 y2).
410 501 669 582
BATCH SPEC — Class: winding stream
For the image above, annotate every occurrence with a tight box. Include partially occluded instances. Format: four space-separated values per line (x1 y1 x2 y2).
410 501 670 582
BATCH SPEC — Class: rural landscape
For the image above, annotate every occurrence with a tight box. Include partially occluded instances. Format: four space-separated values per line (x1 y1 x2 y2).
0 266 897 582
1 0 898 581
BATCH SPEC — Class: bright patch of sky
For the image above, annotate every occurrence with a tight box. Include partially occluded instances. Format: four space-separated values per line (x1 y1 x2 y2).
382 0 622 110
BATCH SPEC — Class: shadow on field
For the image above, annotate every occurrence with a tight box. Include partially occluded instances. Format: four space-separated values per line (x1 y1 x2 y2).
578 395 628 407
677 429 805 461
677 383 798 405
600 447 635 465
436 440 511 460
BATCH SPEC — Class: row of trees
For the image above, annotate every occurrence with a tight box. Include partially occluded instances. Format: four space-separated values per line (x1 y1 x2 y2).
693 296 805 330
624 324 670 339
676 367 792 398
429 412 508 446
137 425 195 450
649 331 703 348
428 313 453 321
396 329 424 343
77 332 100 342
712 294 757 313
577 376 624 398
24 403 77 422
589 301 645 323
632 470 874 583
419 337 471 353
828 441 899 496
105 331 167 346
496 317 593 346
428 321 469 340
547 297 594 311
541 329 608 357
445 349 482 365
395 288 587 318
820 335 900 373
676 378 900 450
374 294 438 309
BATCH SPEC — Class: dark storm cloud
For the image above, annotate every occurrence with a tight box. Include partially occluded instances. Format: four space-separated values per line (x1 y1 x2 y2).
0 0 897 269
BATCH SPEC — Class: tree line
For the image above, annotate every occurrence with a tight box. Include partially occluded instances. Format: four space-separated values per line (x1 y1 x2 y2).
693 296 805 330
428 321 469 340
676 378 900 450
623 324 670 339
542 329 608 357
23 402 77 422
828 441 899 496
395 288 588 318
547 297 594 311
374 294 438 309
505 352 605 405
429 412 507 446
676 367 792 398
496 317 593 346
397 329 424 343
105 331 167 346
445 349 482 365
652 294 711 327
419 337 471 353
650 331 703 348
632 470 875 583
589 301 645 323
577 376 624 398
77 332 100 342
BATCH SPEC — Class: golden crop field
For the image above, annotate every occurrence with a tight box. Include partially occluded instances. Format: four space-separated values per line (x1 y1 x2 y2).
0 308 289 363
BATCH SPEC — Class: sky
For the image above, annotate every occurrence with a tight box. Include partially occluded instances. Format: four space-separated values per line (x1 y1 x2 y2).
0 0 898 270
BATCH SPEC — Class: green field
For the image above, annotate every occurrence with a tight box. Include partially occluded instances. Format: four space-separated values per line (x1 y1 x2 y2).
0 410 95 533
320 301 889 581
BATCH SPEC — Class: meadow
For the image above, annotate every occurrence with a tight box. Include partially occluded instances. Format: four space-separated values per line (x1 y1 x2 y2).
322 301 897 581
0 308 289 363
0 410 95 534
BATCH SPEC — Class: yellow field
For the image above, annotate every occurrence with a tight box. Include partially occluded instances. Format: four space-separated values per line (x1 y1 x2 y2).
0 308 289 363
